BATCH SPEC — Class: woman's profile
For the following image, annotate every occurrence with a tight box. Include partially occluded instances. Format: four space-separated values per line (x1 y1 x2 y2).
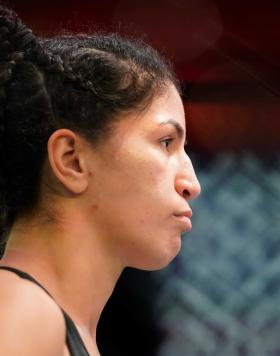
0 5 201 356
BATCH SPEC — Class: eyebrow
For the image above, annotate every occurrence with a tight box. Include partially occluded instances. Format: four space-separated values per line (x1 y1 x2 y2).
158 119 188 146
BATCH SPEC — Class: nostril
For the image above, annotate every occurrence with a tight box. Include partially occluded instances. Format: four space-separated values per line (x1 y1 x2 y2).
183 189 190 198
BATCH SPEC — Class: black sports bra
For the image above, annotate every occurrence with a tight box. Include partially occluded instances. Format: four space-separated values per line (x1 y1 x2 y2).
0 266 90 356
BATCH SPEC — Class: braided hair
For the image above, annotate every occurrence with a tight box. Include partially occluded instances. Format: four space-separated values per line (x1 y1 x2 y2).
0 5 180 254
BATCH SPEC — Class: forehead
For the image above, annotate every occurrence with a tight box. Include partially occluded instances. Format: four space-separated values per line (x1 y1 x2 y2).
142 84 185 127
95 83 185 155
119 84 185 135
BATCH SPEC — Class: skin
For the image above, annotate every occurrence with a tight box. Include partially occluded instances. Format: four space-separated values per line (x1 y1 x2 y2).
0 83 200 355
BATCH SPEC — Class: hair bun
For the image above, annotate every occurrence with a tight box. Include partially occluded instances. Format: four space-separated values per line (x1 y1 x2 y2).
0 6 38 62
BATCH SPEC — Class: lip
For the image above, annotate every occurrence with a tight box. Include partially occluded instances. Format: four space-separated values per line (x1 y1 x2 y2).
172 212 192 232
174 209 193 219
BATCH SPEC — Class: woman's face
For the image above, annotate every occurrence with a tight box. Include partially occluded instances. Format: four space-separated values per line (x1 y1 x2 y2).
85 83 201 270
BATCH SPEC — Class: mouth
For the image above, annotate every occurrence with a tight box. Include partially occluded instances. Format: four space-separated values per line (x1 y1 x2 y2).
175 209 193 219
173 210 193 232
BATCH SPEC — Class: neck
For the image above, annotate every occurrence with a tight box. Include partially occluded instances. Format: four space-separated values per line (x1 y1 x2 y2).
1 209 124 342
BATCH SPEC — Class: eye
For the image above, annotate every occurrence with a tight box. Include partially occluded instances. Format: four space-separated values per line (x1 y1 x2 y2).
160 137 174 150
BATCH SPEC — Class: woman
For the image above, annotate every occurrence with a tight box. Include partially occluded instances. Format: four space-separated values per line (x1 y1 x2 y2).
0 6 201 356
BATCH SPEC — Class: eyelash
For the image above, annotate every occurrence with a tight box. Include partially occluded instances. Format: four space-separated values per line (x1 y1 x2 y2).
160 137 174 150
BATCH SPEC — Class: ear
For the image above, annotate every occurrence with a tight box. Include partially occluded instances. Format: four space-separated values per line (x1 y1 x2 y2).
47 129 89 194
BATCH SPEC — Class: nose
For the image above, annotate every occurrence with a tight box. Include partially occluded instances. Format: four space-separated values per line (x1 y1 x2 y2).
175 156 201 201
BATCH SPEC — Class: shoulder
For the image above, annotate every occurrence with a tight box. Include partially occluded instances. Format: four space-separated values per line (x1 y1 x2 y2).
0 270 66 355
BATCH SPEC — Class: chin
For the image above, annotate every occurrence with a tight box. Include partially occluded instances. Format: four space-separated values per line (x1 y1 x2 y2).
139 255 178 271
134 240 182 271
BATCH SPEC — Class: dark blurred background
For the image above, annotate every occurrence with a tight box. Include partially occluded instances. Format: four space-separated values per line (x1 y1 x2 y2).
4 1 280 355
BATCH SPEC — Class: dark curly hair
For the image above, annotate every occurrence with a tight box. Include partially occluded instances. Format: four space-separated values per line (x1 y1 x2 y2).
0 6 180 253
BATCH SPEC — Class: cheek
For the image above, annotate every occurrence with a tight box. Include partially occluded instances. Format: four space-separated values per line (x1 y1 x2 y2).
104 149 167 194
91 145 176 228
88 151 182 269
118 159 171 210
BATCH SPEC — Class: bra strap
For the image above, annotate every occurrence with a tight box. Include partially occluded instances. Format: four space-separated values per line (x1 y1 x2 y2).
0 265 90 356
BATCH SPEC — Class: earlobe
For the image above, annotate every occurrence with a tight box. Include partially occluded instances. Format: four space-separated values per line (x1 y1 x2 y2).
47 129 88 194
